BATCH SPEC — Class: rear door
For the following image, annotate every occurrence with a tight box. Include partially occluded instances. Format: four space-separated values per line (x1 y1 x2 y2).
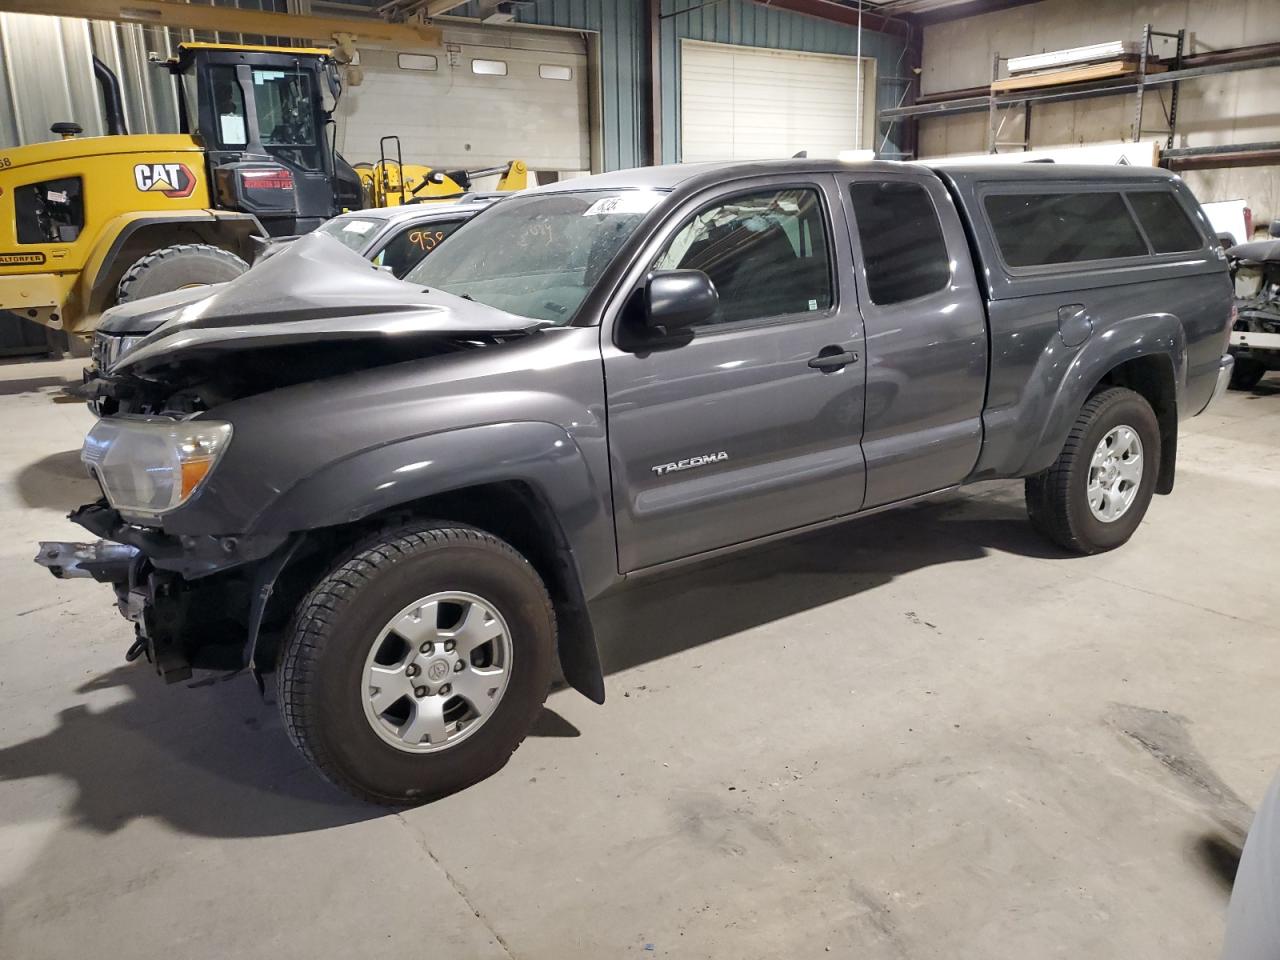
602 176 867 572
840 172 988 508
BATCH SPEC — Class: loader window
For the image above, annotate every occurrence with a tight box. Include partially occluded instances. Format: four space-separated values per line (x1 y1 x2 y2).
15 177 84 244
251 68 322 172
210 67 248 147
208 65 322 171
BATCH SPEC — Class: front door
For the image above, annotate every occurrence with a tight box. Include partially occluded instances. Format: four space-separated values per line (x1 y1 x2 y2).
603 178 867 572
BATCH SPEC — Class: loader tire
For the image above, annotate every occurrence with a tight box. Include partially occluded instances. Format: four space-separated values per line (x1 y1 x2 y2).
116 243 248 304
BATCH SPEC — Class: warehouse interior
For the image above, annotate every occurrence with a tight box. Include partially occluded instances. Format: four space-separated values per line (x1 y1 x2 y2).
1 0 1278 957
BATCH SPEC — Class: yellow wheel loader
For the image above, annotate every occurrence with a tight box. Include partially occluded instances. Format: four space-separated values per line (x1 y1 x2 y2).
0 43 525 341
355 136 526 207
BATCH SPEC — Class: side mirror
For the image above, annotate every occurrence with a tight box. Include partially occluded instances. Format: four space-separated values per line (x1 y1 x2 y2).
1270 218 1280 239
644 269 717 333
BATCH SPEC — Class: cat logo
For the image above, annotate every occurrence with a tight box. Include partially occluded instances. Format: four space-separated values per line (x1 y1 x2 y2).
133 162 197 199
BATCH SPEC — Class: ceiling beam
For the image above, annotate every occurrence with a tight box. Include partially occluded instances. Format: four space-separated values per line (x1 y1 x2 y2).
911 0 1044 27
753 1 911 41
0 0 443 48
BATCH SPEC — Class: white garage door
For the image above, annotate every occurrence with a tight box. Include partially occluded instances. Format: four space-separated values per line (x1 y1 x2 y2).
336 24 589 179
680 39 876 162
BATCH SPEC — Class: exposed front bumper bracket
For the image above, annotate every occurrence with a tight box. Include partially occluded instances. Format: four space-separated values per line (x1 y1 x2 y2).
34 540 140 581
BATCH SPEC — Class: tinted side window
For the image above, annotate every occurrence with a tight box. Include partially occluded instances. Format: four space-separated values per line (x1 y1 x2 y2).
984 192 1148 267
849 181 951 306
373 219 466 277
654 188 833 325
1128 191 1203 253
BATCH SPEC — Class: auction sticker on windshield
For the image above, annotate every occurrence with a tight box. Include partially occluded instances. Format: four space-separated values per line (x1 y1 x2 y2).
582 192 663 217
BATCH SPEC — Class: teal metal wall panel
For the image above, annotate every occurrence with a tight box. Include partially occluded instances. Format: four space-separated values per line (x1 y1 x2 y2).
657 0 908 163
452 1 907 168
454 0 650 171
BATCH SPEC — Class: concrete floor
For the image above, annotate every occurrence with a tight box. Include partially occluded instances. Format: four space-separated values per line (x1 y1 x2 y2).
1 356 1278 959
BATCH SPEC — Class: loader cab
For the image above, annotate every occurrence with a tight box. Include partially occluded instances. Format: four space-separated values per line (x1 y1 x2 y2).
172 43 362 236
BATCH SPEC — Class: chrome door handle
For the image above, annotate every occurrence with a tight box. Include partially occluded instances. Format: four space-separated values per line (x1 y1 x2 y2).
808 348 859 372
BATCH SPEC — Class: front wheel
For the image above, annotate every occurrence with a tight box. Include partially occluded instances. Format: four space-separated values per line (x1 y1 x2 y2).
277 524 556 805
1025 387 1161 554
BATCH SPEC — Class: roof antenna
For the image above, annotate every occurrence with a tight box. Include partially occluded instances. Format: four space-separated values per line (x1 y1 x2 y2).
792 150 808 158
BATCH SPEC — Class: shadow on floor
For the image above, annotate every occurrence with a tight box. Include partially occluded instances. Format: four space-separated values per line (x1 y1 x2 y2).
15 449 96 510
592 490 1069 676
1194 832 1244 894
0 658 583 837
0 484 1061 834
0 375 75 398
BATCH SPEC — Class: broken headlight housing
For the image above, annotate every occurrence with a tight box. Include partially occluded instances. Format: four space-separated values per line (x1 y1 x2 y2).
90 332 148 373
82 417 233 519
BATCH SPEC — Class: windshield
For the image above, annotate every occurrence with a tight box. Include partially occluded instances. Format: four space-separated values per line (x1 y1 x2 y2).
405 190 665 324
318 217 383 253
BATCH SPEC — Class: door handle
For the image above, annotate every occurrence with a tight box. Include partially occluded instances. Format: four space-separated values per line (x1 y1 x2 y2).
808 347 859 372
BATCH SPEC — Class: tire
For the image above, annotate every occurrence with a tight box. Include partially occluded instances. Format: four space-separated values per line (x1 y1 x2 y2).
1025 387 1161 555
115 243 248 304
1229 358 1267 391
277 523 556 805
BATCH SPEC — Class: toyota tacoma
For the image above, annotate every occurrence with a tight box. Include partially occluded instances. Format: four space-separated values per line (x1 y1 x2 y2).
36 159 1235 804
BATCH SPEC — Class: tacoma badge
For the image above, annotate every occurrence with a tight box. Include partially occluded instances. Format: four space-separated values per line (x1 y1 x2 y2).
651 451 729 477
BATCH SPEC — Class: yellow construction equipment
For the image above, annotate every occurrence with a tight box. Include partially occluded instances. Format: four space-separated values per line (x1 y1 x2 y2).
356 137 527 207
0 42 525 339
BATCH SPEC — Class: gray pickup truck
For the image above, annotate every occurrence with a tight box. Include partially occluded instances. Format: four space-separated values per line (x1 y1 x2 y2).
37 159 1234 804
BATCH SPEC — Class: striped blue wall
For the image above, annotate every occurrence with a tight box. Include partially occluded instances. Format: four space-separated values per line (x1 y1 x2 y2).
453 0 648 171
454 0 908 169
657 0 908 163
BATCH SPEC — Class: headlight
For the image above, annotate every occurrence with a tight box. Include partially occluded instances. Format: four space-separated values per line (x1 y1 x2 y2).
91 333 147 373
82 417 233 518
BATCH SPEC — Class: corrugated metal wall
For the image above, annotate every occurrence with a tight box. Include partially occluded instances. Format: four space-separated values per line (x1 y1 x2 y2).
656 0 906 162
453 0 907 167
0 3 296 151
452 0 649 171
3 1 906 166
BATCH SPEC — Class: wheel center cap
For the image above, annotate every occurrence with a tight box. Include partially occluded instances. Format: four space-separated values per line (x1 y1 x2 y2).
425 659 451 683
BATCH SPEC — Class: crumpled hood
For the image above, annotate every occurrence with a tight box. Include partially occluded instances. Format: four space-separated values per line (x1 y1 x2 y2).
111 232 546 379
97 284 222 336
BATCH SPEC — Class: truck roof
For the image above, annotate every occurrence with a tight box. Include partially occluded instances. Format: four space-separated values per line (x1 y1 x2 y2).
532 158 911 194
533 158 1180 196
930 162 1180 186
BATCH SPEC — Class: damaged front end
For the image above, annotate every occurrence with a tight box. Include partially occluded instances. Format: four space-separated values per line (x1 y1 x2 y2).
36 501 289 684
36 232 548 686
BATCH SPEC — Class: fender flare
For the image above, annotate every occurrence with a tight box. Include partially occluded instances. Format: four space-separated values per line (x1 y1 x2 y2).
246 422 613 704
1021 313 1186 478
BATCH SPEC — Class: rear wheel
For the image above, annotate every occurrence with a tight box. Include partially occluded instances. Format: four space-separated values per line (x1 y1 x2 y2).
116 243 248 304
277 523 556 805
1229 358 1267 391
1026 387 1160 554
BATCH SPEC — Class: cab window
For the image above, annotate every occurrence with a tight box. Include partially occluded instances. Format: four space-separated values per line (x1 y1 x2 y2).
207 65 322 171
209 67 248 147
251 68 321 171
371 219 467 277
652 187 833 326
